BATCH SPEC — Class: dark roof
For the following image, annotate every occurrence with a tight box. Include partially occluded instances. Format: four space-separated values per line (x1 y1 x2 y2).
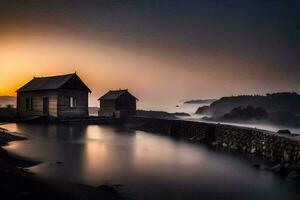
17 73 91 93
98 90 138 100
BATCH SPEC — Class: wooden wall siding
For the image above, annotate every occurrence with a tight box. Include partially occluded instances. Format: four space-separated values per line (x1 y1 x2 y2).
116 94 136 111
99 93 136 117
99 100 115 117
17 91 58 117
57 89 89 119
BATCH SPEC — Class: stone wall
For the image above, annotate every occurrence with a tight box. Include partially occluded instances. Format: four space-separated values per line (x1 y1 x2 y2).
126 116 300 165
214 125 300 164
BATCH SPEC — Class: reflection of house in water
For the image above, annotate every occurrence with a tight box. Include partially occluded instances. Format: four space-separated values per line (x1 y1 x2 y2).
16 73 91 119
98 90 138 118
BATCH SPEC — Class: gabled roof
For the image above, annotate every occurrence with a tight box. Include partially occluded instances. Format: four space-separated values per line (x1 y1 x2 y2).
17 73 91 93
98 90 138 101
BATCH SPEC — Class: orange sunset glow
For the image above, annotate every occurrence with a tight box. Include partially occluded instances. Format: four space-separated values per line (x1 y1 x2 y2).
0 0 299 109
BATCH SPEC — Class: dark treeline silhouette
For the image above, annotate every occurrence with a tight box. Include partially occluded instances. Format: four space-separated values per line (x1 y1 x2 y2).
196 92 300 127
196 92 300 117
184 99 216 104
223 106 268 121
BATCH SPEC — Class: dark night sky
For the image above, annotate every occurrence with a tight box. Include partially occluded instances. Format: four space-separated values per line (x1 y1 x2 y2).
0 0 299 107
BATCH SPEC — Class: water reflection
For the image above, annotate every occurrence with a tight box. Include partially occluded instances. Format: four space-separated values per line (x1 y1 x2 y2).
1 123 300 200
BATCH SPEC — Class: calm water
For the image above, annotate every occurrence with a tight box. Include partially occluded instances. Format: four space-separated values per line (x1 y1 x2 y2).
2 123 300 200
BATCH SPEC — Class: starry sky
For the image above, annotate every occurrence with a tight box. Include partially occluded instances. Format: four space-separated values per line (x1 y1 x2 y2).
0 0 299 108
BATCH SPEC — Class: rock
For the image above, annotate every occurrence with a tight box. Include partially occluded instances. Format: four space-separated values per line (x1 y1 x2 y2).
277 129 291 135
253 163 260 168
287 170 300 180
211 142 218 146
174 112 190 117
195 106 210 115
96 185 119 194
250 148 256 154
270 164 289 176
189 136 196 140
270 164 281 173
201 116 212 120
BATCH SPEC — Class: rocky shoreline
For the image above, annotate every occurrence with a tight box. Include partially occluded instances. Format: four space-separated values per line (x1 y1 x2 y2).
0 126 123 200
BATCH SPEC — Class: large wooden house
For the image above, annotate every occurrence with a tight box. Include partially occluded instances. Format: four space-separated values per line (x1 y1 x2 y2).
16 73 91 119
98 90 138 118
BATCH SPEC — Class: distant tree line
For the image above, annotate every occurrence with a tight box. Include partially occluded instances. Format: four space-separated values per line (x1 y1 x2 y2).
223 105 268 121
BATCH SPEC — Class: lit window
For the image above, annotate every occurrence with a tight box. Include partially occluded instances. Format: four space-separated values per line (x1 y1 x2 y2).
70 97 76 108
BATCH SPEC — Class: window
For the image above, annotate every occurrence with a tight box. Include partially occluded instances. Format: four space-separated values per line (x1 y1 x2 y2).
30 98 33 110
25 98 29 111
70 97 77 108
25 97 33 111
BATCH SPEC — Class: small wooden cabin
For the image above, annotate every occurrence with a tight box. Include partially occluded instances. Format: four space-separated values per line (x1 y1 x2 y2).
98 90 138 118
16 73 91 119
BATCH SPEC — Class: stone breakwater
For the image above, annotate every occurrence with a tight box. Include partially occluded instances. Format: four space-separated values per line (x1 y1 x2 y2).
126 117 300 165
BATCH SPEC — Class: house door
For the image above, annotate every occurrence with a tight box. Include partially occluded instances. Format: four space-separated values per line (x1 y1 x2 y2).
43 97 49 116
